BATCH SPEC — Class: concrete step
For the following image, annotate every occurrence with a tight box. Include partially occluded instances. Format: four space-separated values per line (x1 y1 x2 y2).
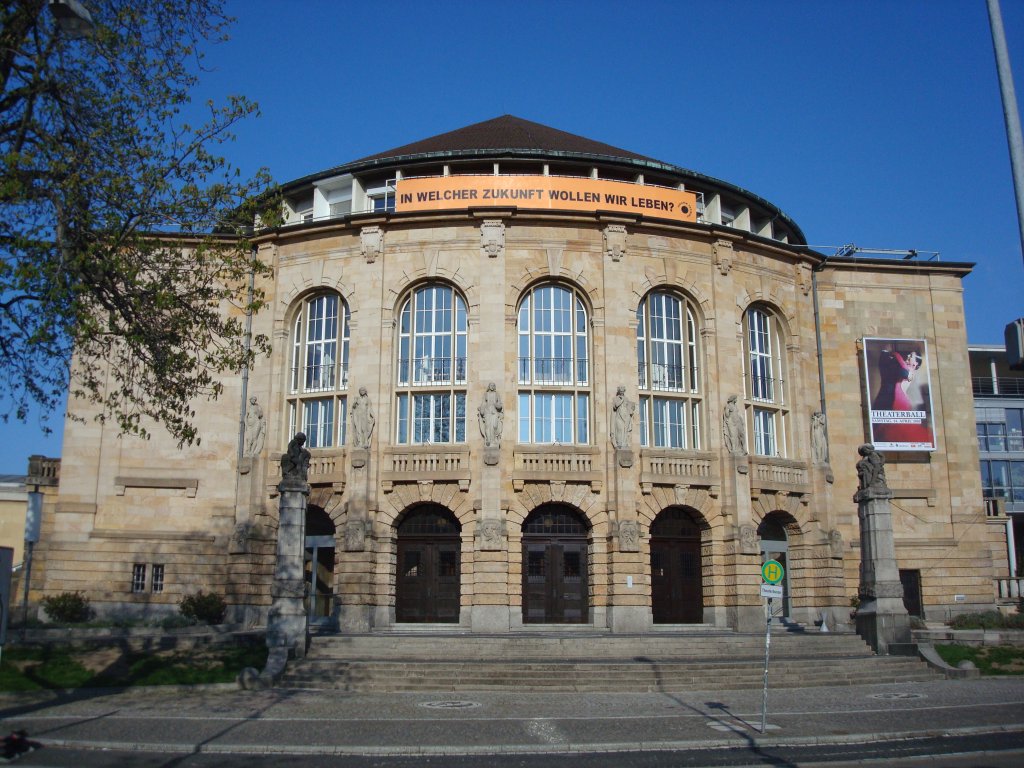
278 633 937 692
301 634 875 662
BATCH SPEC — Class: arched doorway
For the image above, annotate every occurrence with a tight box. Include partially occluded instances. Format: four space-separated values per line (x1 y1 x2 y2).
395 505 461 623
650 507 704 624
758 514 792 619
304 506 336 626
522 505 589 624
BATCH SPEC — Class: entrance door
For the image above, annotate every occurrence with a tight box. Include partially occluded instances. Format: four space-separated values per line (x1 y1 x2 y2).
899 569 924 619
522 506 589 624
395 506 461 623
522 541 588 623
759 516 791 619
304 534 335 626
650 508 704 624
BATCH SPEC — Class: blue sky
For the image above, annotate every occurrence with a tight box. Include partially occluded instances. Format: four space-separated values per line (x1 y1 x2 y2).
2 0 1022 472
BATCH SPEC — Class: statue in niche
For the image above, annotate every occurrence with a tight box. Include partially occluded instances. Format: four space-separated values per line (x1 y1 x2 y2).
856 443 888 494
243 396 266 457
811 411 828 465
618 521 639 552
280 433 311 483
350 387 376 449
477 382 504 448
723 395 747 457
610 386 635 449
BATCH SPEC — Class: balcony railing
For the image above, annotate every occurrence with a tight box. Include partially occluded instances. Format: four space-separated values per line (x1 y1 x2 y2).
748 456 810 492
518 357 588 386
292 364 348 393
637 362 698 392
398 356 467 386
995 577 1024 601
973 376 1024 397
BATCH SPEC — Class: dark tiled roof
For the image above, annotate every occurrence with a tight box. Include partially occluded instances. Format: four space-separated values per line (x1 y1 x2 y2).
352 115 657 165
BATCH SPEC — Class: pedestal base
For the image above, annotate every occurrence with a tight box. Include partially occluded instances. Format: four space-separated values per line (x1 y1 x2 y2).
607 605 652 633
856 597 911 655
471 605 511 633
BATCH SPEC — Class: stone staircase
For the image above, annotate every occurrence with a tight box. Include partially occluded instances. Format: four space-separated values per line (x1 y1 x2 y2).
278 630 936 692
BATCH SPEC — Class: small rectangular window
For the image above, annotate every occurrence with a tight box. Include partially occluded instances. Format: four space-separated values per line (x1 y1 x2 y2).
151 564 165 594
131 563 147 593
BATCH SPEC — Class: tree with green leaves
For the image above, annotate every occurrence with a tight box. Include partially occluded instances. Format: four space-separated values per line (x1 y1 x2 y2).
1 0 276 445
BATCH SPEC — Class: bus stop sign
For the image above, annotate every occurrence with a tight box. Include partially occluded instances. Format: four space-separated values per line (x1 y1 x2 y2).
762 559 784 585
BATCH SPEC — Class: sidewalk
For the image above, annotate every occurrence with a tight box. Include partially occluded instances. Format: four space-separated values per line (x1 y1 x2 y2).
1 677 1023 757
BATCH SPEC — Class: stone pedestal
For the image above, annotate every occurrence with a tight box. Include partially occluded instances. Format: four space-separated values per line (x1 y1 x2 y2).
266 478 309 656
239 477 309 689
855 486 910 654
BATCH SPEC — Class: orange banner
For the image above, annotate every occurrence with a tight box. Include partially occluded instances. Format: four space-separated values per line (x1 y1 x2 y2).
395 175 697 222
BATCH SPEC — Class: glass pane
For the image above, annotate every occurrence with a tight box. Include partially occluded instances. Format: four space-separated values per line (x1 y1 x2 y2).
519 393 531 442
1008 410 1024 451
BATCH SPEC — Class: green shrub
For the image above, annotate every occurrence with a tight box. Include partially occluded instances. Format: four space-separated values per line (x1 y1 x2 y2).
949 610 1024 630
178 591 227 625
39 591 91 624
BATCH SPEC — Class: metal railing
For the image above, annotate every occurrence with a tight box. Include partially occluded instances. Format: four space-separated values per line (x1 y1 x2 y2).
973 376 1024 397
518 357 588 386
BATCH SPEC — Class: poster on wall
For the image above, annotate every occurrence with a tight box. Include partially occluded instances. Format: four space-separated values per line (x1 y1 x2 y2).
862 337 936 451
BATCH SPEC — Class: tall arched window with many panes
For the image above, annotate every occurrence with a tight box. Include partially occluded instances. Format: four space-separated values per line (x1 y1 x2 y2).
743 305 787 457
395 284 468 444
287 292 350 448
517 283 590 444
636 291 702 449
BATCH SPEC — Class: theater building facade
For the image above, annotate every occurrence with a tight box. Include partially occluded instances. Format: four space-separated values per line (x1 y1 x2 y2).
31 116 997 633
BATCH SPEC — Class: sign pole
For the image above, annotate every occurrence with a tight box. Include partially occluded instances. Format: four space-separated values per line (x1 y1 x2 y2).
761 596 772 734
758 558 784 735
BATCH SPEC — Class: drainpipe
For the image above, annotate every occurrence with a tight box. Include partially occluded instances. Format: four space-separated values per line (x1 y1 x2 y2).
237 239 257 463
811 255 831 422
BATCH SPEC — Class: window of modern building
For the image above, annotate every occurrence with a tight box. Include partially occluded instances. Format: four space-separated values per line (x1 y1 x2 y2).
978 408 1024 452
517 284 590 444
636 291 702 449
365 182 396 212
981 460 1024 502
743 305 787 457
395 284 468 444
131 563 146 594
287 293 350 448
151 564 165 594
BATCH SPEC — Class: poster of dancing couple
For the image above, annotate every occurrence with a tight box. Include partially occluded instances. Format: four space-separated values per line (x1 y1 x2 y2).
862 337 936 451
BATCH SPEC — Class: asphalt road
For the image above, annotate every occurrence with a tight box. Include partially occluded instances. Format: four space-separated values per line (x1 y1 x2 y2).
2 677 1023 767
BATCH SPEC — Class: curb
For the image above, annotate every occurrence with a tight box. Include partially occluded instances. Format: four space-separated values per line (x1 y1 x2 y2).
33 723 1024 758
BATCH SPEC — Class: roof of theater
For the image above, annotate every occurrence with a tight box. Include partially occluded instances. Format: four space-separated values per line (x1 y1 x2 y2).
351 115 656 165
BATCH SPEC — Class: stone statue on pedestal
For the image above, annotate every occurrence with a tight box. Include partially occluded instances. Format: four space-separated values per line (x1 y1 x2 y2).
280 433 310 484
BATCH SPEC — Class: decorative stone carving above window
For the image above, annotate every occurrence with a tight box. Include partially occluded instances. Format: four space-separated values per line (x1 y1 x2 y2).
480 219 505 258
713 238 733 276
604 224 627 262
361 225 383 263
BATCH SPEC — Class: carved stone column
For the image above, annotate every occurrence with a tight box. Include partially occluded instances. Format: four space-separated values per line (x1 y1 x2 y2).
854 485 911 654
240 475 309 689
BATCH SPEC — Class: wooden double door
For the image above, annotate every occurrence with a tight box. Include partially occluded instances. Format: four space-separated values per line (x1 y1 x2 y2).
650 507 704 624
522 539 589 623
521 506 590 624
395 506 461 623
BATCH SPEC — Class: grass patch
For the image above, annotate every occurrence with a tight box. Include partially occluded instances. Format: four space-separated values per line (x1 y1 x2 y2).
935 644 1024 675
0 643 267 690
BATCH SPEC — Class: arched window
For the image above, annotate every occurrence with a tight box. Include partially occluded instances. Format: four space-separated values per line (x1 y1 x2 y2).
743 305 787 457
287 293 350 448
517 284 590 444
636 291 702 449
395 284 468 444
